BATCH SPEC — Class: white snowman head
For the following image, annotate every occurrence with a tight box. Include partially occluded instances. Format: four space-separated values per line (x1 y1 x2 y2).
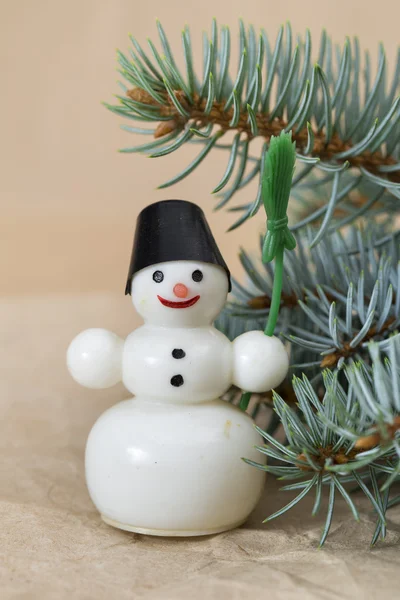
130 260 229 327
126 200 231 327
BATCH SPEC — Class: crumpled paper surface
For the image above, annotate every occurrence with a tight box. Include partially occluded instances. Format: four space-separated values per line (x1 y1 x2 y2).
1 293 400 600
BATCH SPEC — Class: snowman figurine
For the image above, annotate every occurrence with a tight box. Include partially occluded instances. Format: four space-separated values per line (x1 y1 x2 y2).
67 199 289 536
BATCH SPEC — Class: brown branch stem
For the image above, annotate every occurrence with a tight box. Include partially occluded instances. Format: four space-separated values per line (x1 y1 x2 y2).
127 87 400 182
245 288 397 368
297 445 360 472
320 316 396 368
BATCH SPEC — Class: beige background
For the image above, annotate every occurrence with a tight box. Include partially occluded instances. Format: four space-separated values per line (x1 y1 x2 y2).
1 0 399 295
1 2 400 598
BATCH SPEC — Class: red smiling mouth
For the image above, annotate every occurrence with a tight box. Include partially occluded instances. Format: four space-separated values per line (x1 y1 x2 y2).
157 295 200 309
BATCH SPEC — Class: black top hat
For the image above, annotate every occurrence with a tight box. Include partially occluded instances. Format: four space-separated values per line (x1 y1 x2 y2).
125 199 231 294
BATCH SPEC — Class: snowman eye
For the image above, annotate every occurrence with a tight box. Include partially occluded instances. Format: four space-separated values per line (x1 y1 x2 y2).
192 270 203 282
152 270 164 283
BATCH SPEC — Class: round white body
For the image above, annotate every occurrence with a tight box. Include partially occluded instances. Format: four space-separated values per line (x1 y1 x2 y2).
85 397 265 536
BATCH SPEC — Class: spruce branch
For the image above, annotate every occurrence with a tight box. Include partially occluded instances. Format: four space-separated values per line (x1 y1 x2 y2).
245 337 400 546
107 20 400 238
218 227 400 374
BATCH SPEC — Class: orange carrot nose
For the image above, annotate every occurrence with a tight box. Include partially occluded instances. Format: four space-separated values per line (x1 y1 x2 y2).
173 283 188 298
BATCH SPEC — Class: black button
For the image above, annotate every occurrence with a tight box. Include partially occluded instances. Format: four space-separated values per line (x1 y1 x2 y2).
171 375 184 387
172 348 186 359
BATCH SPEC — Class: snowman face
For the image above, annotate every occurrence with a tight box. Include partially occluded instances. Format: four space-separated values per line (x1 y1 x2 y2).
130 260 229 327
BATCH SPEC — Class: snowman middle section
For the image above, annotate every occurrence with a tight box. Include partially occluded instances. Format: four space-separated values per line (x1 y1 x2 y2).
123 325 232 402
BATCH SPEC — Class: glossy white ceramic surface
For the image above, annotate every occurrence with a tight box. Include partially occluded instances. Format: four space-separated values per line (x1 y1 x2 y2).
123 325 232 403
85 398 265 535
67 259 289 536
67 328 124 389
232 331 289 393
130 261 229 327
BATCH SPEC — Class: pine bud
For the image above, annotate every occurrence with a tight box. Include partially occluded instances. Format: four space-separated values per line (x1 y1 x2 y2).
154 120 178 138
127 88 157 105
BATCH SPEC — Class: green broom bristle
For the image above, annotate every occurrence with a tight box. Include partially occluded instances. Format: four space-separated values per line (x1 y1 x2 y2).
262 131 297 263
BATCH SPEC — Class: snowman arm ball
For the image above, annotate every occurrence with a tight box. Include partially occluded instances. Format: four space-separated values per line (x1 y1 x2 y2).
239 132 296 410
67 328 124 389
232 331 289 393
